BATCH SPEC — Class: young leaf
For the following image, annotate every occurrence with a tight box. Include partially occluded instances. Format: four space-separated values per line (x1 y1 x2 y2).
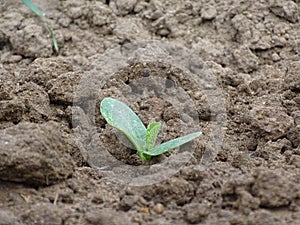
143 131 202 156
100 98 146 152
145 122 161 150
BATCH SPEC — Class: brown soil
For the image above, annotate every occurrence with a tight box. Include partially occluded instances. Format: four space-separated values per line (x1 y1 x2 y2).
0 0 299 224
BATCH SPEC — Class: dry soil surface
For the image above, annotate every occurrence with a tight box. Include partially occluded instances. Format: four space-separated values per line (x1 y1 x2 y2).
0 0 300 225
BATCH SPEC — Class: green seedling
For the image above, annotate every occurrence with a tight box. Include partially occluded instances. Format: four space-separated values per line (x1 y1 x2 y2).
21 0 58 52
100 97 201 161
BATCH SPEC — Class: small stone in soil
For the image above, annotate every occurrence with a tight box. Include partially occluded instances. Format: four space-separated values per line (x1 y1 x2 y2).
153 203 164 214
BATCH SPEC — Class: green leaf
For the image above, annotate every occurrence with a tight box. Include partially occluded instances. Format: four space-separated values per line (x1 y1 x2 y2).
46 24 59 52
100 97 202 161
100 97 146 153
21 0 59 52
22 0 43 17
145 122 161 150
143 131 202 156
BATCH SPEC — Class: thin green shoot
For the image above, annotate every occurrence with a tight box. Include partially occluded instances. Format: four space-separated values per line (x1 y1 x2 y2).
21 0 58 53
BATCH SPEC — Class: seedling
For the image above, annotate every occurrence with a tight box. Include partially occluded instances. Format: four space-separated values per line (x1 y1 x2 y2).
100 97 201 161
21 0 59 52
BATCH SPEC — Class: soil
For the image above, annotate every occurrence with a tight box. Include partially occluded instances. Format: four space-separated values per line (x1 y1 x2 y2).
0 0 300 225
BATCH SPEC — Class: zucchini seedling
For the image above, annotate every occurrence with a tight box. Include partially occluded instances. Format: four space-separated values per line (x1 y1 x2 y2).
100 97 201 161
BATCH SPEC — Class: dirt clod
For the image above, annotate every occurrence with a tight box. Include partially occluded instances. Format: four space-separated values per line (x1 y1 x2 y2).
0 122 75 185
0 0 299 224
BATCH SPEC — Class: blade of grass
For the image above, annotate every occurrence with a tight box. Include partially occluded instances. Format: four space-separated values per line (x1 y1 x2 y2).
21 0 59 52
21 0 43 17
46 23 59 52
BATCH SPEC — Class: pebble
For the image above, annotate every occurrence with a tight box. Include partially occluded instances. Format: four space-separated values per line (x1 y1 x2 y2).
271 53 281 62
201 6 217 20
158 28 170 36
153 203 164 214
140 207 149 213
